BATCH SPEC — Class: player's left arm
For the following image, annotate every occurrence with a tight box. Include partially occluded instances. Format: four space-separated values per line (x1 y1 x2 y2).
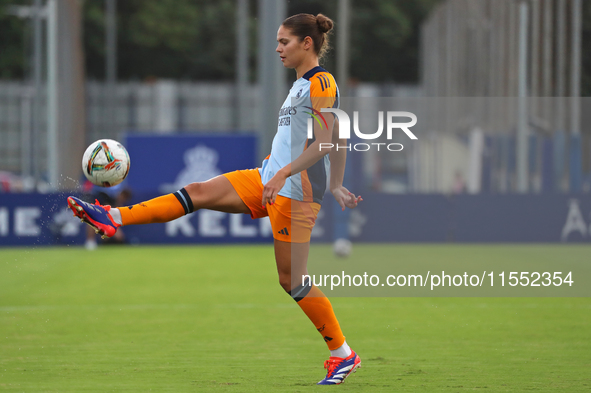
329 119 362 210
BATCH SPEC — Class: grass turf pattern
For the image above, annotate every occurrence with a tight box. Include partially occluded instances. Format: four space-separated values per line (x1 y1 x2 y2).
1 245 590 392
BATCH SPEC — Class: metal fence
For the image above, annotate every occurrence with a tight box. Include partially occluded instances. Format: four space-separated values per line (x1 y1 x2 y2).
85 81 261 140
419 0 586 194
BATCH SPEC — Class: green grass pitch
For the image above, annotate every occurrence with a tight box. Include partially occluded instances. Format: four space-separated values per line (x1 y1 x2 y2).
1 245 589 392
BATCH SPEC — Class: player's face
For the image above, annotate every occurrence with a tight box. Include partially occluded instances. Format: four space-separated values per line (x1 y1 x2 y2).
276 25 308 69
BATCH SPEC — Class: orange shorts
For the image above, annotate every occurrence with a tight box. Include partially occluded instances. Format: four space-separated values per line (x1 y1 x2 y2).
223 169 321 243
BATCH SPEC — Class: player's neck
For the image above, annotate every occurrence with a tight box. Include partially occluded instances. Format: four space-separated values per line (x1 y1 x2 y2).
295 58 320 80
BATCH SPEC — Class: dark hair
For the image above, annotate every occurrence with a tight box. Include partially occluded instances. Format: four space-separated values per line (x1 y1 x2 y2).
282 13 334 60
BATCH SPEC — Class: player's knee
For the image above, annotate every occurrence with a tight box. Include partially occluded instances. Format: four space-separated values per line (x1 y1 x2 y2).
286 276 312 302
278 273 291 292
184 182 205 207
184 182 202 196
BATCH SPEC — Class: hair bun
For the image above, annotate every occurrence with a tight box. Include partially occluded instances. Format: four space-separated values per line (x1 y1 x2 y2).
316 14 334 33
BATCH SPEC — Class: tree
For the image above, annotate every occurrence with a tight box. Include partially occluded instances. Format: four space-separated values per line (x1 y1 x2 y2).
0 0 31 79
582 0 591 96
84 0 236 80
349 0 440 83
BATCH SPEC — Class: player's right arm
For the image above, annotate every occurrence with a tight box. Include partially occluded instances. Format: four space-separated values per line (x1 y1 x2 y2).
261 111 332 206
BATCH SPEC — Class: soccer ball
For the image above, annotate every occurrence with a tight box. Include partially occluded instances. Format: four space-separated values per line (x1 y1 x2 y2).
333 238 352 258
82 139 130 187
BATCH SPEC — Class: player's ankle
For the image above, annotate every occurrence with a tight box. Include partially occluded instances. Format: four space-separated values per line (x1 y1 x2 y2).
109 207 123 226
330 341 352 358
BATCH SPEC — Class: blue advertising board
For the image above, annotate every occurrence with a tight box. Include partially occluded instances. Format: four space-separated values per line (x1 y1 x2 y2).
340 193 591 243
3 129 590 246
0 193 86 246
1 193 590 246
124 134 257 193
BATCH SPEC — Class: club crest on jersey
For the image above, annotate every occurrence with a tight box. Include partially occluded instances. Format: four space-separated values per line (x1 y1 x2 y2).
296 88 303 98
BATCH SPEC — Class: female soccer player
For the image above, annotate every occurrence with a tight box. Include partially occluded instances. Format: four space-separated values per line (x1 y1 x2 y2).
68 13 362 385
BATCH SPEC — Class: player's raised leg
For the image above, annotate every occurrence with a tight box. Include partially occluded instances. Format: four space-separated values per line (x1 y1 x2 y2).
68 175 250 238
274 240 361 385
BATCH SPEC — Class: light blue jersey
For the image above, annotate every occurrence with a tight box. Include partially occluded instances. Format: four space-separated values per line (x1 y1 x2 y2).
260 66 339 204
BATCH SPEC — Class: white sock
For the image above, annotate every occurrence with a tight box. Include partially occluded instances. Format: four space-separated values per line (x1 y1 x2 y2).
330 341 352 358
110 208 122 225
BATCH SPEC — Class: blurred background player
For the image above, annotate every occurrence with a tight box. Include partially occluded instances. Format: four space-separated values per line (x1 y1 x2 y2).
332 145 353 258
67 13 362 385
